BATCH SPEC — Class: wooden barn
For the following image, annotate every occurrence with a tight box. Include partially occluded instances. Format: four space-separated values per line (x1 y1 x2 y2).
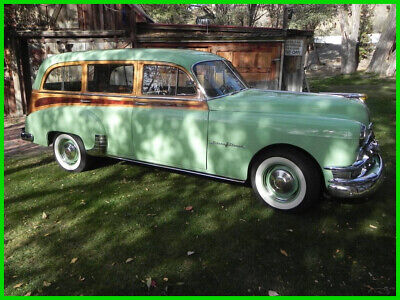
5 4 313 117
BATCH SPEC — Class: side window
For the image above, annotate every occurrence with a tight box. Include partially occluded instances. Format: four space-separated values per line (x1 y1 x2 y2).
177 70 196 96
43 65 82 91
87 64 134 94
142 65 196 96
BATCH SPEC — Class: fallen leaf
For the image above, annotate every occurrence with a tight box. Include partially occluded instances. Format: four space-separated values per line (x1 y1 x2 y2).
13 283 23 289
187 251 195 256
268 290 279 296
44 233 50 237
146 277 152 290
369 224 377 229
24 292 32 296
42 212 48 219
185 206 193 211
70 257 78 264
286 229 293 232
125 258 134 263
43 281 51 287
336 249 340 253
79 276 85 281
176 282 184 286
280 249 288 257
163 277 168 282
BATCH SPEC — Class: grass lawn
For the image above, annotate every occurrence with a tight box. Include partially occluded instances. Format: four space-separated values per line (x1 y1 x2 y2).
4 73 395 296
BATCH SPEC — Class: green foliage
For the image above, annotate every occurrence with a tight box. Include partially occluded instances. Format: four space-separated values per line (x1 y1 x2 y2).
358 5 375 60
5 4 48 29
289 5 337 31
141 4 193 24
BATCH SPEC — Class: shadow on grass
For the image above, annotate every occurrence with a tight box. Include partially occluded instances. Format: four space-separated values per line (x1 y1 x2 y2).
4 151 395 296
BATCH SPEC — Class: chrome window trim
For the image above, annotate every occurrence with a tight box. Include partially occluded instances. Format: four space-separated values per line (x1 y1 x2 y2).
141 63 204 101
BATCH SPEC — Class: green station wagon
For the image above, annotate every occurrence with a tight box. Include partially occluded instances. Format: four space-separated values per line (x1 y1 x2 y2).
21 48 383 211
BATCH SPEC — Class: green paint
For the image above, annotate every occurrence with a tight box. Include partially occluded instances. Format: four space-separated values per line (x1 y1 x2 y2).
27 50 370 188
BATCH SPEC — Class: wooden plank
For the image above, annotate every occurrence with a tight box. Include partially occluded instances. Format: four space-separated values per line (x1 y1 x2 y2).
130 10 137 48
99 4 104 30
49 4 63 29
92 5 98 30
110 5 116 31
17 30 127 38
116 4 123 29
87 4 93 30
20 38 32 113
77 4 84 30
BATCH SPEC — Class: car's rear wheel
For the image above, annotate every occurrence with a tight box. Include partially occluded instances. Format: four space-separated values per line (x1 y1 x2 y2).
53 133 88 172
250 148 321 212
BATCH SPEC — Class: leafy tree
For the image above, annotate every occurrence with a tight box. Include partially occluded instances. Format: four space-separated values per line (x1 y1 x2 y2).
289 5 336 31
264 5 284 28
5 4 48 29
358 5 375 61
141 4 193 24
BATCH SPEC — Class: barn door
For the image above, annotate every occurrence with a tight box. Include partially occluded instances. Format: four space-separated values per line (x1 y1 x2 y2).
216 42 283 90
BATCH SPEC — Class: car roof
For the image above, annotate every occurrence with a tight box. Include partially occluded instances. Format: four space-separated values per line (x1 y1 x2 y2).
33 48 222 90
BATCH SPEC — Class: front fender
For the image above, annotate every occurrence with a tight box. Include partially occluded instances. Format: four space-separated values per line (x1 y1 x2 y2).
26 106 106 150
207 111 361 183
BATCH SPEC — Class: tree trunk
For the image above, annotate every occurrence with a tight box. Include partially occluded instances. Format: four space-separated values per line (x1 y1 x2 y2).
338 4 361 74
367 4 396 76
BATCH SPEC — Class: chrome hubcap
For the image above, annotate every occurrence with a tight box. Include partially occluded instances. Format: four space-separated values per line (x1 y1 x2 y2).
263 165 299 202
59 139 79 165
269 169 295 193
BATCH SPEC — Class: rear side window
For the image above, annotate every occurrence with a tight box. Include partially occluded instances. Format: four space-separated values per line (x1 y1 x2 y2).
43 65 82 91
142 65 196 96
87 64 134 94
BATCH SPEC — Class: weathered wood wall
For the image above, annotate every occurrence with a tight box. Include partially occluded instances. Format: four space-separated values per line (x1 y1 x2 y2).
4 5 312 117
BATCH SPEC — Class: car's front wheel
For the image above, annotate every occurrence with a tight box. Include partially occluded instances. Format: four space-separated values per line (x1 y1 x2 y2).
250 148 321 212
53 133 88 172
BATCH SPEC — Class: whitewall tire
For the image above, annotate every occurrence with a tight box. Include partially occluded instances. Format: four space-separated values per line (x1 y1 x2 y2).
251 148 321 212
53 133 88 172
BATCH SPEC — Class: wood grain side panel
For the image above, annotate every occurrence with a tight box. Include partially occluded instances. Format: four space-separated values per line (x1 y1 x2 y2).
30 94 208 113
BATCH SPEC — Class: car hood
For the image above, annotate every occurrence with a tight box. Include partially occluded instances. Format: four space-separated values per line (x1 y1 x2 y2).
207 89 370 125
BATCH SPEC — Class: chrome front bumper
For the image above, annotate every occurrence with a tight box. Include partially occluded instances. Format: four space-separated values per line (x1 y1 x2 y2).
325 125 384 198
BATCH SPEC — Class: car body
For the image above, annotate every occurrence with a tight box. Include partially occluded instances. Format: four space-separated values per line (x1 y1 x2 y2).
22 48 384 211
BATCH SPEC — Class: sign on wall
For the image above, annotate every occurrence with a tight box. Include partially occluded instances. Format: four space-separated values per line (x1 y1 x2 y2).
285 39 303 56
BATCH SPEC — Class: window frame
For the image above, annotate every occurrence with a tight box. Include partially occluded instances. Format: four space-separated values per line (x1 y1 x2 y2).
85 61 136 96
40 60 203 101
138 61 201 101
41 62 83 93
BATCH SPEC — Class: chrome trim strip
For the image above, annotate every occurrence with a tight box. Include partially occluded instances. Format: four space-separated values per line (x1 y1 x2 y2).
137 95 204 102
109 156 246 184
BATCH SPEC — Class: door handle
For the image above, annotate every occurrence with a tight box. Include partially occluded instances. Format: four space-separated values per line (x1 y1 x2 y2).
80 99 91 103
135 101 147 106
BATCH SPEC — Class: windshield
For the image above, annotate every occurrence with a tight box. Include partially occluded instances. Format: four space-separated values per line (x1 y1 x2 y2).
193 60 247 98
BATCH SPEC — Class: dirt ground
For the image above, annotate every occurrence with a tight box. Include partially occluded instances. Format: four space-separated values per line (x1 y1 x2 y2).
4 120 50 158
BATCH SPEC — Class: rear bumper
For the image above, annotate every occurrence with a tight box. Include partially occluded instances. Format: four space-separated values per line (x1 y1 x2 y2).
21 128 34 142
326 154 384 198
